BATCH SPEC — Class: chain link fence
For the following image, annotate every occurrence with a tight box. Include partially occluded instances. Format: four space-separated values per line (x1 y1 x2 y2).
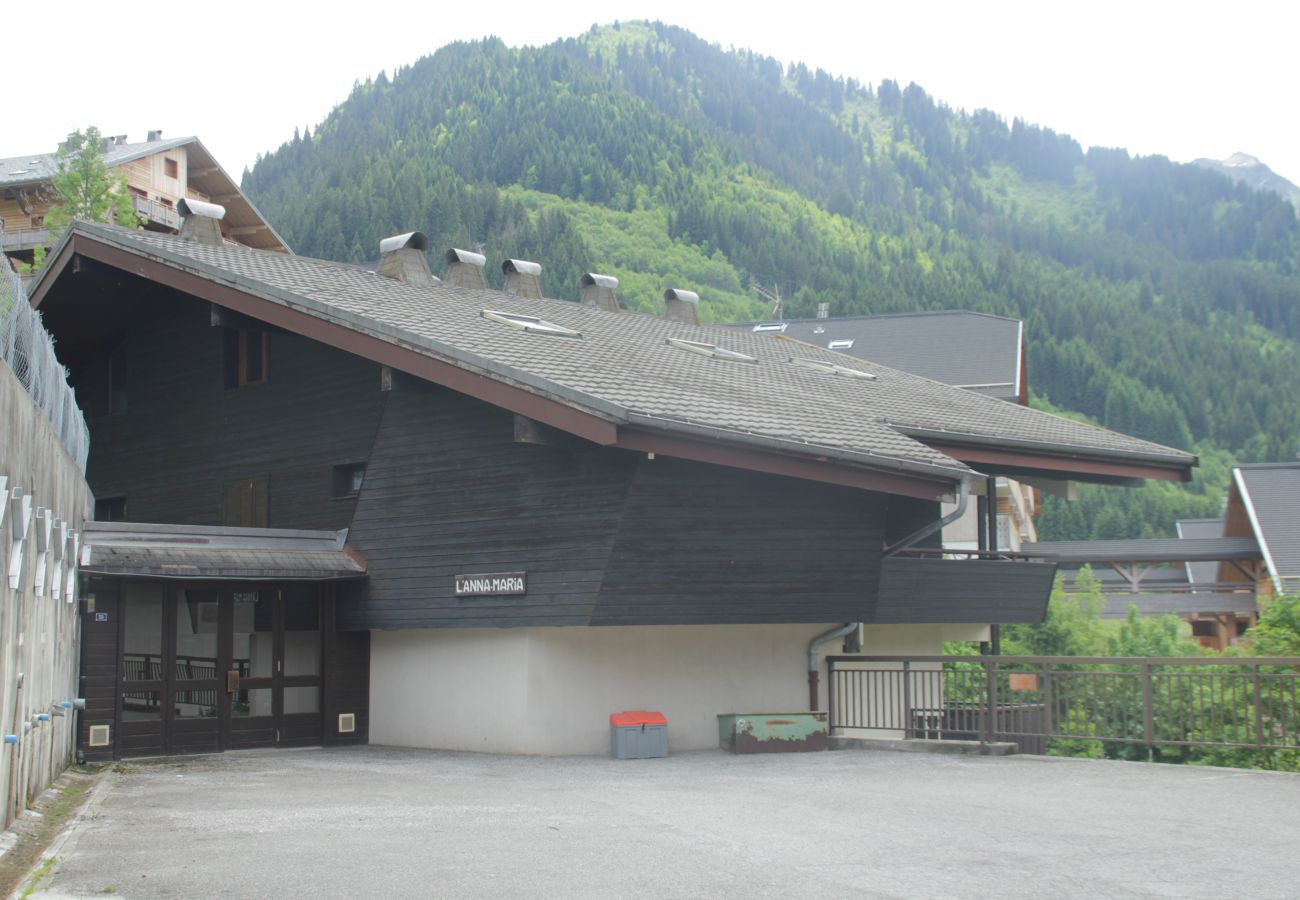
1 268 90 472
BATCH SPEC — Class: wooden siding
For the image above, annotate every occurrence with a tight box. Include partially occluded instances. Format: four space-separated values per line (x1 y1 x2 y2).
323 588 369 745
76 290 385 531
875 557 1056 623
345 387 890 629
344 389 635 629
591 459 886 625
78 580 120 762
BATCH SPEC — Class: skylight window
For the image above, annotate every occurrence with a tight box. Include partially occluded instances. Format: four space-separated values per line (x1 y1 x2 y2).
666 338 757 363
751 322 788 333
828 339 855 350
481 310 581 338
790 358 877 380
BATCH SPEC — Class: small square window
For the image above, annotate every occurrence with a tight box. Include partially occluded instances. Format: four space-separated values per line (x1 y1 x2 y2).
164 157 178 178
94 496 127 522
224 328 268 389
31 215 44 228
332 463 366 499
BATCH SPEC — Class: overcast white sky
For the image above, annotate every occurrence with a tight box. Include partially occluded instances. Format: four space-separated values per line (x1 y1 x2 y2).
5 1 1296 187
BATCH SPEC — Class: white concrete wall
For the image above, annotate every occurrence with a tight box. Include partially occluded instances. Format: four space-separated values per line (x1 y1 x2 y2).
0 363 91 825
370 622 970 756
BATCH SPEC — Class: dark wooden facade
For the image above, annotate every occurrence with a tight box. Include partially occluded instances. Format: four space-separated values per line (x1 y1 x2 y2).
56 273 1005 632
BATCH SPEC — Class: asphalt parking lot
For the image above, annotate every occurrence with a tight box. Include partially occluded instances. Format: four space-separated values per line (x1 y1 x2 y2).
26 745 1300 899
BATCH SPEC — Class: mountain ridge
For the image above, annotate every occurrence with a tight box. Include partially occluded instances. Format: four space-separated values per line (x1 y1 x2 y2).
1192 152 1300 210
241 21 1300 539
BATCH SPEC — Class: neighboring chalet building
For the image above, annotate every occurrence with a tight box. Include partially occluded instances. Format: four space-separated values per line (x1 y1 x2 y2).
733 312 1039 553
1 132 287 271
1021 463 1300 651
29 213 1195 759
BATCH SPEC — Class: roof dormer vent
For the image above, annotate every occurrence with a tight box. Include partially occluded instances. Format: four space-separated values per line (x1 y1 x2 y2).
664 288 700 326
177 197 226 246
502 258 543 299
444 248 487 290
377 232 437 286
580 273 620 312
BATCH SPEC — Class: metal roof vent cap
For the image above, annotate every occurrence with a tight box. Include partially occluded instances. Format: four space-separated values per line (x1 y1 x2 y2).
664 288 700 326
581 273 620 312
377 231 437 286
502 258 543 299
444 248 487 290
177 197 227 246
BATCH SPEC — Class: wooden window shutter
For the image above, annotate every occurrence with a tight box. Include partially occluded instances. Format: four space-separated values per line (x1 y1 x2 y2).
224 477 269 527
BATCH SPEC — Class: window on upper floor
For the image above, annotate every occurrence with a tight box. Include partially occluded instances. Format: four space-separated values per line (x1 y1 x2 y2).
332 463 367 499
31 215 44 228
164 157 178 179
224 328 269 389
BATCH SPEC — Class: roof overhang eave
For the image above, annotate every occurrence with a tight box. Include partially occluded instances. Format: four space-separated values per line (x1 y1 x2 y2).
893 424 1196 484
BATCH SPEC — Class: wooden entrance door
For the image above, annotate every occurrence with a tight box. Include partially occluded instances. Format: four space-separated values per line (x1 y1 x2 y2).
117 583 322 756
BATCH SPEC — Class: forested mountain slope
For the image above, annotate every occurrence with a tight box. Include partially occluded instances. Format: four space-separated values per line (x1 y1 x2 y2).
242 22 1300 540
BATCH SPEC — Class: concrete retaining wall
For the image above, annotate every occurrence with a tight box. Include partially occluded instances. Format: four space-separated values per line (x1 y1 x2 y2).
0 361 91 826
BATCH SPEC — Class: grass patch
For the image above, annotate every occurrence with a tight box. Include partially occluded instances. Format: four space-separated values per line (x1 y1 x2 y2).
18 856 55 899
0 766 105 898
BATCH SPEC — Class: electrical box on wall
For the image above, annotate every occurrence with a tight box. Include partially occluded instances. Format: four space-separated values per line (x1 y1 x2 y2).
338 713 355 734
88 724 110 747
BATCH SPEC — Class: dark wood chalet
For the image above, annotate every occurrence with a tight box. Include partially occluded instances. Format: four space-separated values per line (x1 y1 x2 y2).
30 214 1197 757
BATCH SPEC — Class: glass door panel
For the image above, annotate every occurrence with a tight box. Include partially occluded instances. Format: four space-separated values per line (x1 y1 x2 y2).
119 583 166 756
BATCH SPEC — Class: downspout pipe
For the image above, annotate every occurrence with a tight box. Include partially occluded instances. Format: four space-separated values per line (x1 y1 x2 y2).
882 476 971 558
808 623 859 711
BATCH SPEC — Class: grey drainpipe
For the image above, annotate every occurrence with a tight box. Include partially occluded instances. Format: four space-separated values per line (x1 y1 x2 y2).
809 477 972 712
808 623 859 711
882 476 971 558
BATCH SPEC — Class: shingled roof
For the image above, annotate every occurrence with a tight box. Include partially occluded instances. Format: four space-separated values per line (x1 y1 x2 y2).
33 222 1196 500
1233 463 1300 593
731 311 1024 403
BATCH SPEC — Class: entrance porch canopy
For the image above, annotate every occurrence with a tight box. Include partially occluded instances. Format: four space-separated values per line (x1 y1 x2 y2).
81 522 367 582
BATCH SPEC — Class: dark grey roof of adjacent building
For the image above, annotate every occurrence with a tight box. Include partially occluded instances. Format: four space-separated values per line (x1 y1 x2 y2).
1234 463 1300 591
1098 593 1258 620
729 311 1023 402
1177 518 1225 586
81 522 366 581
1020 538 1261 564
39 223 1195 494
0 136 198 187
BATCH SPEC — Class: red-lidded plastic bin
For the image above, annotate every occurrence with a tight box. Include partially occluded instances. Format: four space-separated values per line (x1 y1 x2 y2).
609 710 668 759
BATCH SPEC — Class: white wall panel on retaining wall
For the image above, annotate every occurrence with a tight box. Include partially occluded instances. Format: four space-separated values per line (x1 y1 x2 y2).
0 361 91 826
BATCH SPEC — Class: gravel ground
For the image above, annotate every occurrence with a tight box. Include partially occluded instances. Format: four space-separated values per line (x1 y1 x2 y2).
25 745 1300 899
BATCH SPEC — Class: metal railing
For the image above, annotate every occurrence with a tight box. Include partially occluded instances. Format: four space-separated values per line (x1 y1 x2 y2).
122 655 250 712
827 655 1300 753
132 195 178 229
1 268 90 470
